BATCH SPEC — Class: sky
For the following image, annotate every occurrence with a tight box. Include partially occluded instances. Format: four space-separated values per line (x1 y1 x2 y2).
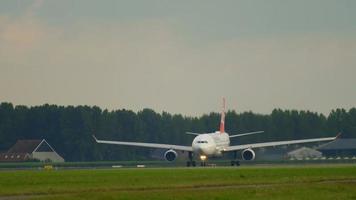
0 0 355 116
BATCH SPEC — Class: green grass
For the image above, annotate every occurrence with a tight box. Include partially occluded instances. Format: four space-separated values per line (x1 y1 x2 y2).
0 165 356 199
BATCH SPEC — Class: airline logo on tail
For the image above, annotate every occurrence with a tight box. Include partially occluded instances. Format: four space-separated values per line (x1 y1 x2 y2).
219 97 226 133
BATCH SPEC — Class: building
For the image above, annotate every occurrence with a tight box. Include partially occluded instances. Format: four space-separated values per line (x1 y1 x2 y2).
254 148 287 160
0 139 64 162
287 147 322 160
317 139 356 157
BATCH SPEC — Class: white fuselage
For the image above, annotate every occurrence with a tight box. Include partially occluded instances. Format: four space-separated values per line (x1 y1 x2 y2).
192 131 230 157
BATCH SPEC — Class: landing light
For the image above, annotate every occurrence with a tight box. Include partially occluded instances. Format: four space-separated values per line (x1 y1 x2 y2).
200 155 207 161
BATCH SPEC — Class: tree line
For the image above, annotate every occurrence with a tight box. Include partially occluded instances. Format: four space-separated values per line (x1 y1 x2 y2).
0 102 355 161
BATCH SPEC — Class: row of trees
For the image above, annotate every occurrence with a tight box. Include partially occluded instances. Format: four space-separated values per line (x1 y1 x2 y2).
0 102 355 161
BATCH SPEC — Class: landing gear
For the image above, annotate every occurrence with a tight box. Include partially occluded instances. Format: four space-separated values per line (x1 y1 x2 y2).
187 161 196 167
187 152 196 167
230 160 240 166
200 161 207 167
231 151 240 167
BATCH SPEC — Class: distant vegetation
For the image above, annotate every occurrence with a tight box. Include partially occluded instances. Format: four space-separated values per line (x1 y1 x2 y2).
0 102 355 161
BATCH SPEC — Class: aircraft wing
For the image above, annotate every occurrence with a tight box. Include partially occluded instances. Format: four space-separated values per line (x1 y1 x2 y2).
224 135 338 152
93 135 193 152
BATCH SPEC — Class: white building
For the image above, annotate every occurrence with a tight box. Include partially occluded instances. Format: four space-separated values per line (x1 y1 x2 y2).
287 147 322 160
0 139 64 162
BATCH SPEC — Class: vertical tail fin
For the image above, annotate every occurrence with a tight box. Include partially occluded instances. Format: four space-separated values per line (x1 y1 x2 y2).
219 97 226 133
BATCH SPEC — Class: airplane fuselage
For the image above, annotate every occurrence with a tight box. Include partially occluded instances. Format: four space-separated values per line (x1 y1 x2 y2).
192 131 230 157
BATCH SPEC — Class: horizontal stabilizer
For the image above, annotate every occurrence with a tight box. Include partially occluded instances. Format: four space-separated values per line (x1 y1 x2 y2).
186 132 200 136
229 131 264 138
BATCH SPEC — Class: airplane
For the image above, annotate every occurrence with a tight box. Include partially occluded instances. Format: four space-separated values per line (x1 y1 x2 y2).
93 98 339 166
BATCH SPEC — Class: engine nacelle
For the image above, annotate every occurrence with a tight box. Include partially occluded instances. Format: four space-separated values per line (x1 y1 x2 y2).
164 149 178 162
241 148 256 161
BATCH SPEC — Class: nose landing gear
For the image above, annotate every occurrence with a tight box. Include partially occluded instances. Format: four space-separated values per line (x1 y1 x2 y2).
199 155 207 167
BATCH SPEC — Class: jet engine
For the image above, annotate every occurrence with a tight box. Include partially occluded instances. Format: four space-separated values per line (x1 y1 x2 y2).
164 149 178 162
241 148 255 161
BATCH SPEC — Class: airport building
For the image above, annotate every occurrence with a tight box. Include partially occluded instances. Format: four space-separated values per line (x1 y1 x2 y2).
287 147 322 160
0 139 64 162
317 139 356 157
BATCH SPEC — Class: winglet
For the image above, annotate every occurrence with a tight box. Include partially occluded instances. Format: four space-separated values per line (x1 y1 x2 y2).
92 135 98 142
335 132 342 139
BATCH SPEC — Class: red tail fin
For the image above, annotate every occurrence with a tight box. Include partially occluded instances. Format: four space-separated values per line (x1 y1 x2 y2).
219 98 226 133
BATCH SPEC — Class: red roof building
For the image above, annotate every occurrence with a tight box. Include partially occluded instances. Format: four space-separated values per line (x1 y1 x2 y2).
0 139 64 162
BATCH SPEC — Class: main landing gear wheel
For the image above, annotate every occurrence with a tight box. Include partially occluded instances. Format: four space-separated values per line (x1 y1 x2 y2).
231 151 240 167
187 161 196 167
230 160 240 166
187 152 196 167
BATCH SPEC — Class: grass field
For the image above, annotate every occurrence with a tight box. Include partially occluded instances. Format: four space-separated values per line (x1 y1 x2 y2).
0 164 356 200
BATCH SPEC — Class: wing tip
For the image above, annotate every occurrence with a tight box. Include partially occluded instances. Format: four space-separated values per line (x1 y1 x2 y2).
92 134 98 142
335 132 342 139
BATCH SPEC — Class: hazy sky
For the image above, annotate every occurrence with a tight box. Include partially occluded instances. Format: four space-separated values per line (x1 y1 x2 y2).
0 0 355 116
